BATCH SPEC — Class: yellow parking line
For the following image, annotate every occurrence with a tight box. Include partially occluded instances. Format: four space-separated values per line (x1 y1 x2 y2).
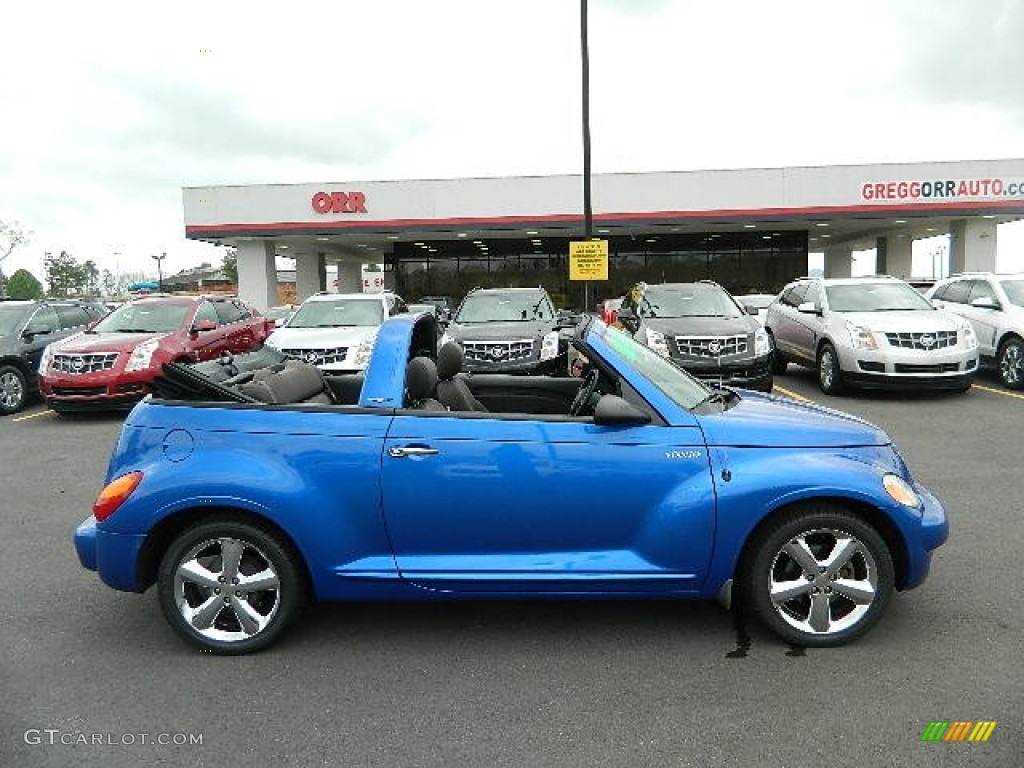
773 385 813 403
971 384 1024 401
11 409 55 422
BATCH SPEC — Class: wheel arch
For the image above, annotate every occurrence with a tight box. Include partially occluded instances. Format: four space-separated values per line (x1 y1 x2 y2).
996 330 1023 354
136 505 314 595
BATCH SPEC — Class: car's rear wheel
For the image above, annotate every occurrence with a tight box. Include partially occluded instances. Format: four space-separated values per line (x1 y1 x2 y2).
0 365 28 415
998 337 1024 390
817 342 845 395
741 505 894 647
157 519 306 654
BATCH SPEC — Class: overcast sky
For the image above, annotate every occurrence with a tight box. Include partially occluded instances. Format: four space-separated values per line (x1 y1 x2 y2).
2 0 1023 282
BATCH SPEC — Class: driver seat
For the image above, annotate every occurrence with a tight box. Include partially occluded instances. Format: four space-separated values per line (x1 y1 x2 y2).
436 342 488 412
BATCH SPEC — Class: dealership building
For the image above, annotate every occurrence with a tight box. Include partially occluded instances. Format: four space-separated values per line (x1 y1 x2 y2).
183 158 1024 311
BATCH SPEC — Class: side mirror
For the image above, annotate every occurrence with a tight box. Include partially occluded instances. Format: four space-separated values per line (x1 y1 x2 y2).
192 319 218 335
970 296 1001 310
22 324 55 340
616 307 640 336
593 395 651 427
797 302 820 315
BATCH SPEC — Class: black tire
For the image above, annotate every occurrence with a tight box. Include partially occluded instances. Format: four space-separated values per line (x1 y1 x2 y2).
740 504 894 647
816 342 845 395
0 364 28 415
157 518 307 655
770 345 788 374
998 337 1024 390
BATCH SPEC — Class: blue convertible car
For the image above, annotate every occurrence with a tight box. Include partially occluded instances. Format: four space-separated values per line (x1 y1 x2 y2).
75 312 947 654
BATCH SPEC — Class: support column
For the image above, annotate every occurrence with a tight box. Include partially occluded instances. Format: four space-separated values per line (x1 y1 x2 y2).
295 252 326 302
235 240 277 311
823 246 853 278
335 260 362 293
876 234 913 279
949 219 997 274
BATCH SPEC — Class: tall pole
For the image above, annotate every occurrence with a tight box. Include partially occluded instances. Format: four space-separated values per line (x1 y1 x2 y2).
580 0 593 311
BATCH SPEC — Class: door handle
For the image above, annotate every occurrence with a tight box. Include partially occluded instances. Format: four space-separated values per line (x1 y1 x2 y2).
388 446 439 458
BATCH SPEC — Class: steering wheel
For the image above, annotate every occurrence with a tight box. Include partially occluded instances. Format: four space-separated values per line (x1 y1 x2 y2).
569 369 599 416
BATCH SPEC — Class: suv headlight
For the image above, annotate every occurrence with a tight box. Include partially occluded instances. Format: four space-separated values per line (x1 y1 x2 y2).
754 327 771 356
38 344 54 375
846 322 878 350
352 334 378 367
539 331 560 361
645 328 670 357
126 338 161 372
960 322 978 350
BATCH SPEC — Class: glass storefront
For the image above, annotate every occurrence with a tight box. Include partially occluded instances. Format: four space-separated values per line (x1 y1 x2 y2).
390 230 807 311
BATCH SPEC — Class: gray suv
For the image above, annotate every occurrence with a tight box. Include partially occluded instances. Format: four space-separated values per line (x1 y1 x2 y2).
765 276 979 394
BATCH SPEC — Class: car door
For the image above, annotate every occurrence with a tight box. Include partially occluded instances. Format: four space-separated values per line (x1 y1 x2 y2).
20 305 62 375
189 301 230 361
964 279 1002 357
771 282 816 363
380 411 716 593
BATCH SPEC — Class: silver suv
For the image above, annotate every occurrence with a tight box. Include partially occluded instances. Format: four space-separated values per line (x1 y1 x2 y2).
926 272 1024 389
765 276 979 394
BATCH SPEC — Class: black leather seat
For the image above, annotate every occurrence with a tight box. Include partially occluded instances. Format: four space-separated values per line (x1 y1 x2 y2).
436 343 488 412
405 357 447 411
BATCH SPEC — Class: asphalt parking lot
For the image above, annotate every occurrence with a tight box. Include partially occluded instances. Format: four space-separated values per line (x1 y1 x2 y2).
2 372 1021 768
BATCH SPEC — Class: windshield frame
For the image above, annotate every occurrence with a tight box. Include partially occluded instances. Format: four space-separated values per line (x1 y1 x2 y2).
824 281 935 313
287 297 385 329
91 301 193 334
453 292 555 324
639 284 744 320
999 279 1024 307
0 304 32 336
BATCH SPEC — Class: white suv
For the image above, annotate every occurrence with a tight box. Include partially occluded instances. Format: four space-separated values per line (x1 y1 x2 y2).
765 276 979 394
926 273 1024 389
265 292 407 373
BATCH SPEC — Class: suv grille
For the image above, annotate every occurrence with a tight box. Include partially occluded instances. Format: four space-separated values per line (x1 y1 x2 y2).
884 331 957 350
674 335 748 358
52 353 119 374
280 347 347 366
463 339 535 363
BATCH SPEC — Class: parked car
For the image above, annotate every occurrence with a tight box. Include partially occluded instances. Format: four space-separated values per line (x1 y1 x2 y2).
766 276 978 394
440 286 570 374
74 312 948 654
264 304 298 328
0 299 102 414
417 295 455 321
265 291 407 373
38 295 273 412
735 292 777 325
925 272 1024 389
407 303 442 319
618 281 773 392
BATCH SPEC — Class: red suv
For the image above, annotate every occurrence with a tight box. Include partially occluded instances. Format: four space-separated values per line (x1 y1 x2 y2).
39 295 272 412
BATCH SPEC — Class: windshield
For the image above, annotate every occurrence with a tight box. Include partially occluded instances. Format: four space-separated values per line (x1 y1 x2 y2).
600 325 710 410
0 305 31 335
825 282 933 312
92 302 191 333
455 293 553 323
641 285 742 319
1000 279 1024 307
288 299 384 328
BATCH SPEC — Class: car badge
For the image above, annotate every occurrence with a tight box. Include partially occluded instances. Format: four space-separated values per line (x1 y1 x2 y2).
489 346 507 360
71 357 85 371
304 351 320 364
919 335 936 349
707 341 722 355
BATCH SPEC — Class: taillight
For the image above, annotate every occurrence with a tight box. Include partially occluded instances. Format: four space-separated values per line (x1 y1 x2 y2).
93 472 144 522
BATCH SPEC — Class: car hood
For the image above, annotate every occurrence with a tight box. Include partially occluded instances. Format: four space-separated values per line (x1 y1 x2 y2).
53 331 164 353
447 321 553 340
698 390 890 448
641 316 757 336
837 309 961 332
267 326 375 349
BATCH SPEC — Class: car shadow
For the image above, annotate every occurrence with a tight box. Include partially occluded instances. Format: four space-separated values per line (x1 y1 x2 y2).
776 367 982 402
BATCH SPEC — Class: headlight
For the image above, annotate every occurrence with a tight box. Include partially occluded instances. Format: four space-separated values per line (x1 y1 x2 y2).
883 473 921 508
960 322 978 350
645 328 670 357
846 322 878 350
352 334 378 367
539 331 560 361
754 327 771 356
38 344 53 375
125 339 160 372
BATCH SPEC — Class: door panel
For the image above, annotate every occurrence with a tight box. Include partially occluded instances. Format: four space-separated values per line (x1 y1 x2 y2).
381 414 715 593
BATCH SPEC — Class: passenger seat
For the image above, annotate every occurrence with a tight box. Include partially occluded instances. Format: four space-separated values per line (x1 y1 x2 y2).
239 360 334 404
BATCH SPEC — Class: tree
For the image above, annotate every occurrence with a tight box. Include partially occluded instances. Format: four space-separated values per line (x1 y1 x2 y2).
222 247 238 285
102 269 117 297
44 250 88 297
0 220 32 298
82 260 100 296
5 268 43 299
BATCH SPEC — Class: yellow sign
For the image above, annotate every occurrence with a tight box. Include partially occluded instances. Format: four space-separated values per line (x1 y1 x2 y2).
569 240 609 281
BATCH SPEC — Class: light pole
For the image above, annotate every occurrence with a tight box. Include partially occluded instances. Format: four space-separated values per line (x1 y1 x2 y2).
152 252 166 292
580 0 593 311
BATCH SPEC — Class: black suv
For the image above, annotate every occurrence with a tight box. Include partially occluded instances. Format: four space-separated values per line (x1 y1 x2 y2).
618 281 774 392
440 287 570 374
0 299 101 414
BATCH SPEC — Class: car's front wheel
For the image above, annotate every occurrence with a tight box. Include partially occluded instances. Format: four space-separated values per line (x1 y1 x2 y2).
0 364 28 415
817 342 845 395
998 337 1024 390
157 518 306 654
741 505 894 647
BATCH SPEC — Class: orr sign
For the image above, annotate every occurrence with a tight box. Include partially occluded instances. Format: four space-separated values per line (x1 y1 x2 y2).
311 191 368 214
569 240 609 281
